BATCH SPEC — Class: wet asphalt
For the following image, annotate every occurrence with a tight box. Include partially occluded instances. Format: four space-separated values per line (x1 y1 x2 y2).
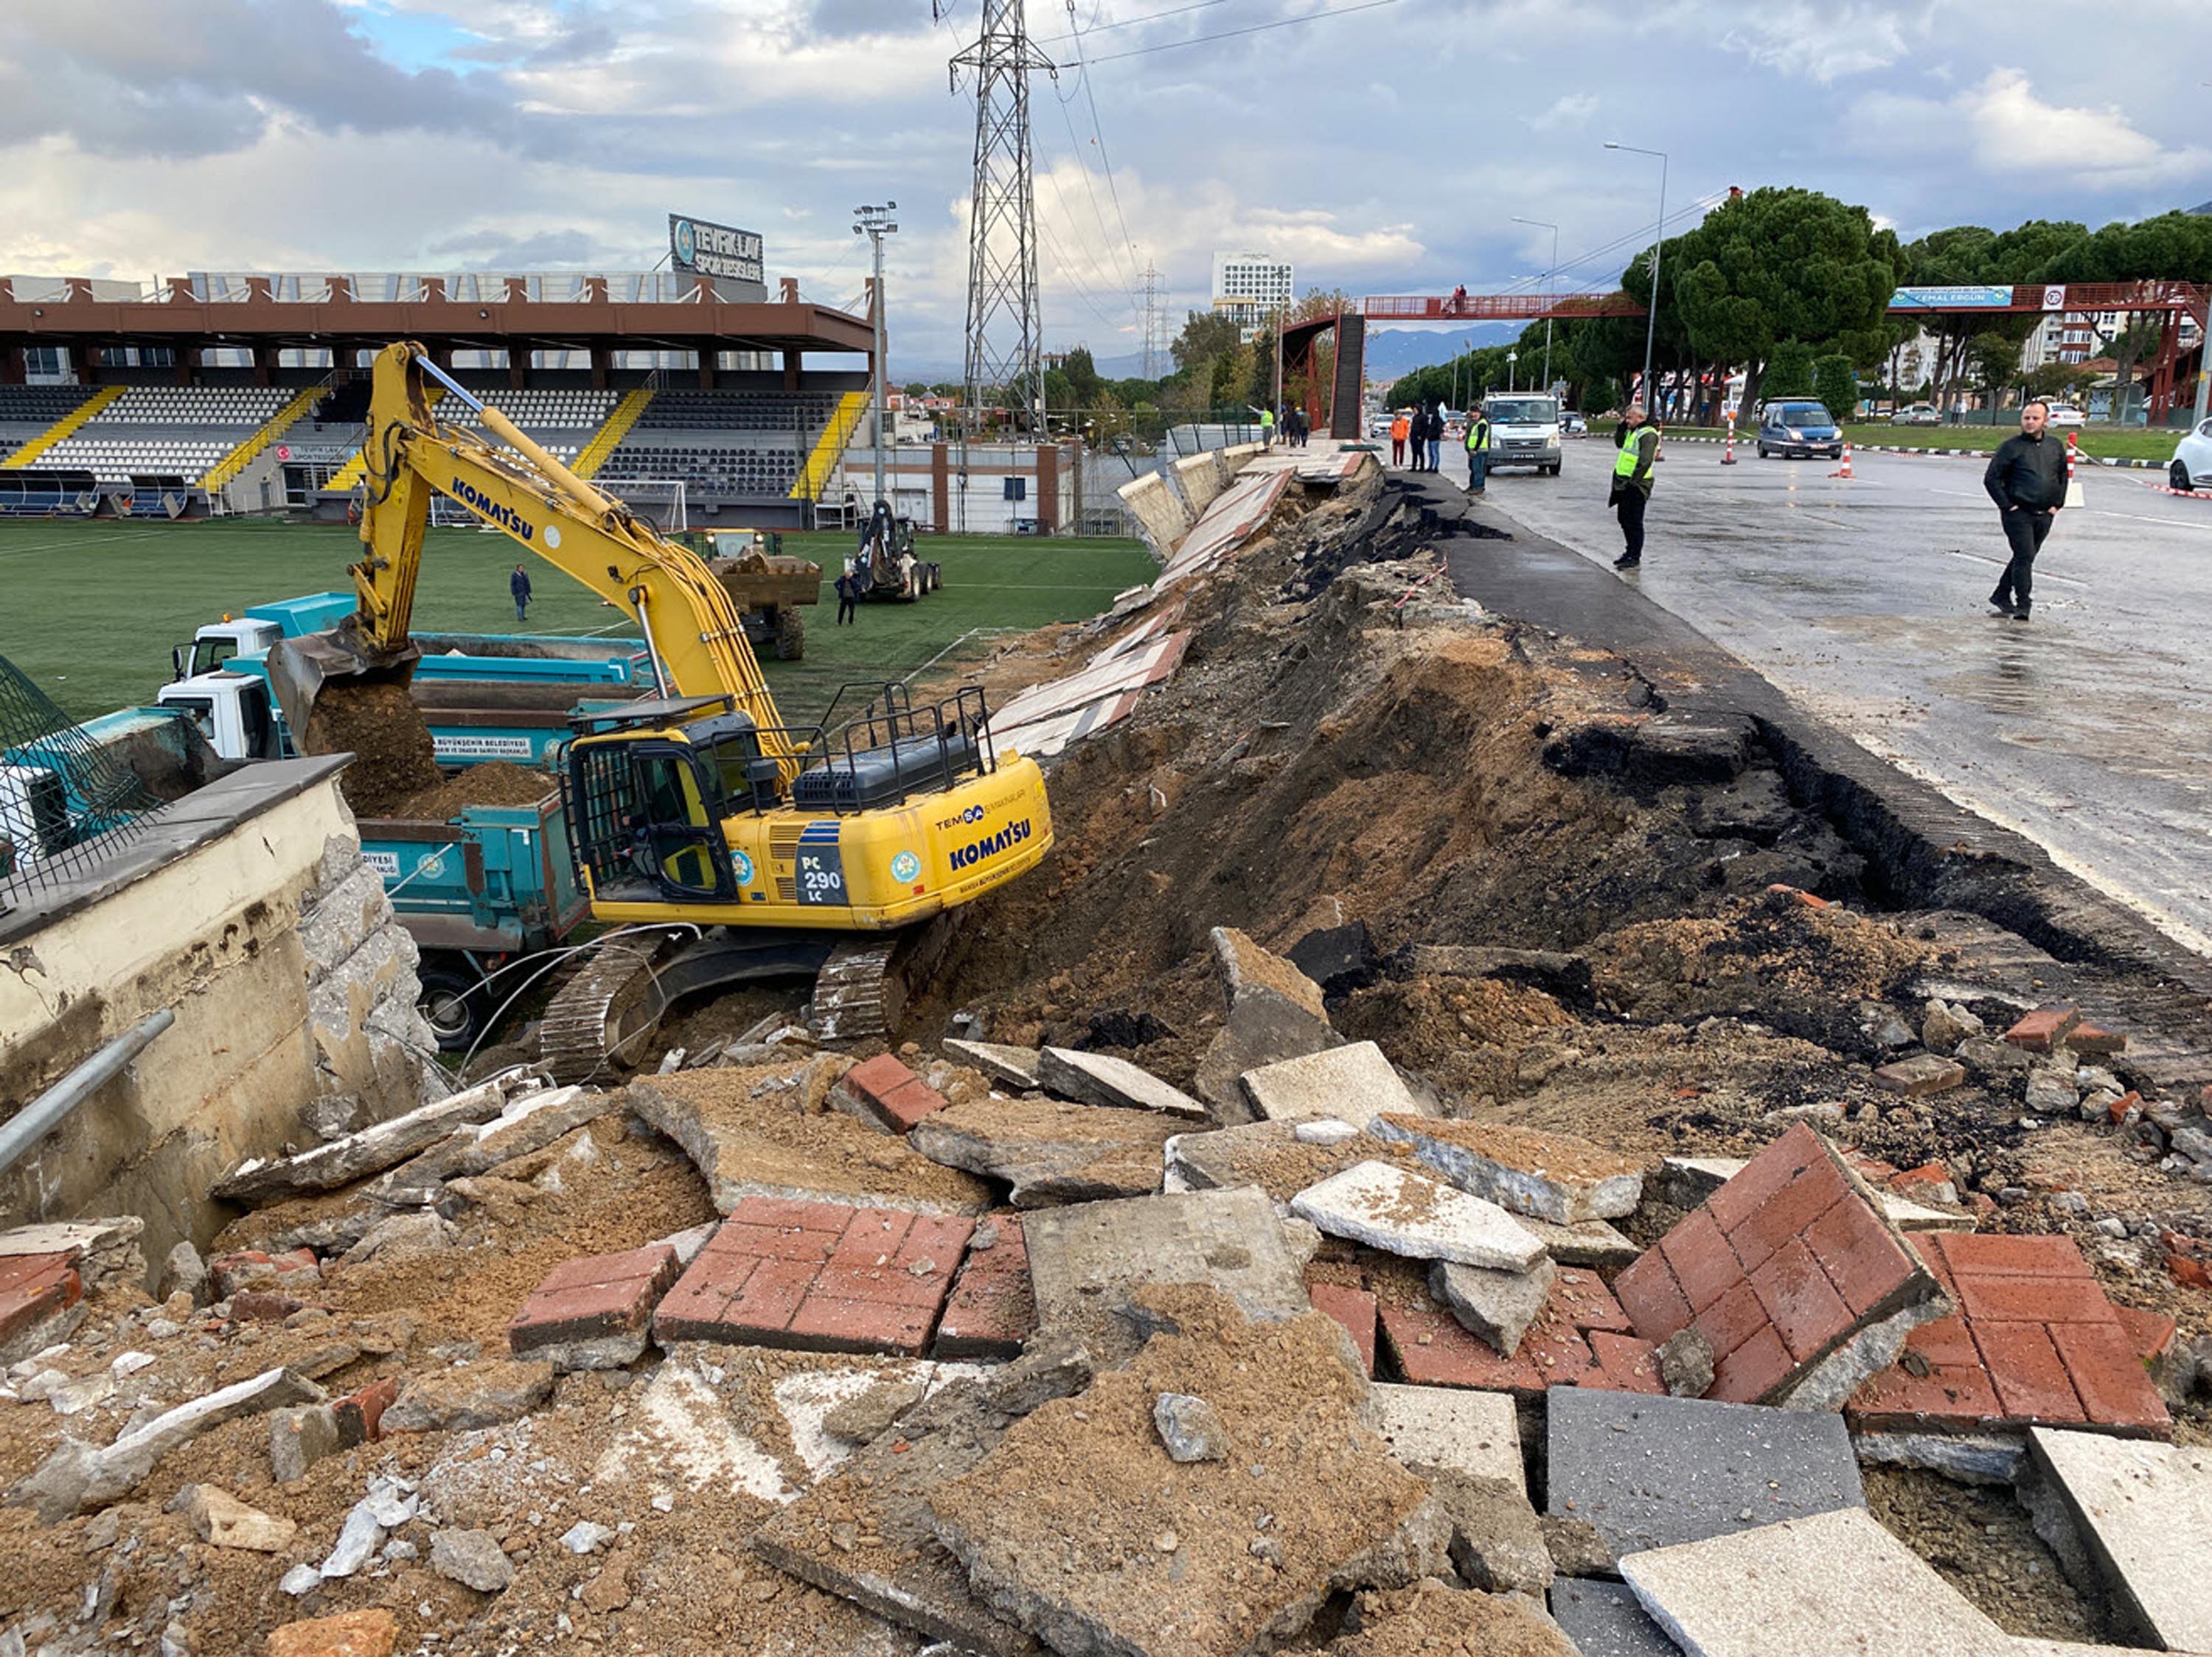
1444 439 2212 956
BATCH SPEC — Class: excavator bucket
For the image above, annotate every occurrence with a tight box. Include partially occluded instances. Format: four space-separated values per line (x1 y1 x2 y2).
266 628 422 750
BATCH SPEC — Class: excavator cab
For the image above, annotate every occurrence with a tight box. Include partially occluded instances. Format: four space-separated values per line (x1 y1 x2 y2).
564 696 754 905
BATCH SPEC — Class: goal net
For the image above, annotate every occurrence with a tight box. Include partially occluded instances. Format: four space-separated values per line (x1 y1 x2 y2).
606 478 689 534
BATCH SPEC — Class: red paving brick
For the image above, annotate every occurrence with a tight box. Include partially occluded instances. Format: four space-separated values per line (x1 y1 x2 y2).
1932 1232 2095 1281
652 1200 971 1358
2048 1321 2169 1432
1710 1324 1795 1404
1613 1251 1694 1343
1749 1238 1856 1364
2068 1024 2126 1055
1377 1268 1642 1397
1955 1276 2120 1326
1586 1332 1666 1395
1308 1284 1379 1377
934 1217 1035 1361
1975 1322 2087 1424
2115 1305 2177 1365
2002 1006 2081 1051
1804 1195 1916 1319
1692 1281 1768 1361
834 1055 949 1134
510 1243 681 1358
1725 1149 1848 1274
1853 1359 2005 1424
0 1253 80 1347
1658 1206 1742 1313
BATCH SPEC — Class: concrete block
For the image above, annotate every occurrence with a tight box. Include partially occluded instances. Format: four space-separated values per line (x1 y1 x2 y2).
1020 1187 1310 1355
382 1359 552 1434
2026 1427 2212 1652
1545 1387 1864 1560
1035 1046 1208 1118
1621 1507 2012 1657
1432 1257 1556 1357
1239 1041 1418 1125
1164 1118 1386 1203
1192 992 1346 1122
1290 1161 1544 1272
1549 1579 1680 1657
1362 1382 1523 1493
908 1096 1178 1205
1369 1116 1644 1223
1872 1053 1968 1097
1209 925 1327 1018
943 1040 1043 1091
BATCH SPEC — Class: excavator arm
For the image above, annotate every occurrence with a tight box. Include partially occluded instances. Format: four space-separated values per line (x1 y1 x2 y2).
272 341 801 779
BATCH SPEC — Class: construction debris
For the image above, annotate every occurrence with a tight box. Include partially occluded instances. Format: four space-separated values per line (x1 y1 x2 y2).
1239 1041 1420 1125
908 1095 1180 1204
1368 1116 1645 1222
2023 1427 2212 1650
1290 1161 1546 1272
1034 1046 1209 1119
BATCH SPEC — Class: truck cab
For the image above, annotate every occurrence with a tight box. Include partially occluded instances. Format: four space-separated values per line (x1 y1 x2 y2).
173 593 357 683
1480 395 1563 475
154 673 285 762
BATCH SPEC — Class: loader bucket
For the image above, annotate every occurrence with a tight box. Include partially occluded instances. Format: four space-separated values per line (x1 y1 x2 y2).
267 628 422 751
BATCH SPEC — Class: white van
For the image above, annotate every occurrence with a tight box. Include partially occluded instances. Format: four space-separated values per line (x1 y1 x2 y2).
1481 395 1563 475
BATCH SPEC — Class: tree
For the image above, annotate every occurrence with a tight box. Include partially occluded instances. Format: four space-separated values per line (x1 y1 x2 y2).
1170 309 1240 372
1672 187 1901 420
1814 355 1859 423
2024 361 2084 404
1061 347 1103 407
1763 341 1815 398
1969 331 2020 423
902 381 929 398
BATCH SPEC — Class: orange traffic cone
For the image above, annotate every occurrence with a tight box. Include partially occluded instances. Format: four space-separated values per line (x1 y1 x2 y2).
1829 442 1854 479
2065 431 2084 508
1721 414 1737 465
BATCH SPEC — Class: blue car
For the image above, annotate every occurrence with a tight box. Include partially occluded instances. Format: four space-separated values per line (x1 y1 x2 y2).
1756 400 1843 460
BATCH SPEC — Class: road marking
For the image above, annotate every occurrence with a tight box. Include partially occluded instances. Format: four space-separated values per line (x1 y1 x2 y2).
1944 550 2088 589
0 528 172 559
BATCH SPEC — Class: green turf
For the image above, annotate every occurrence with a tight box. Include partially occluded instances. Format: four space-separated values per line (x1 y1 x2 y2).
0 519 1155 726
1840 423 2185 462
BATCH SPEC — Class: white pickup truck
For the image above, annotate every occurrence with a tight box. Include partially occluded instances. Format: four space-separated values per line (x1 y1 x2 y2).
1480 394 1563 476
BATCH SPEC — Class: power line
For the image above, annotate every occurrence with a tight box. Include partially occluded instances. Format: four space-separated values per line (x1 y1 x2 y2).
1034 0 1238 47
1064 0 1408 66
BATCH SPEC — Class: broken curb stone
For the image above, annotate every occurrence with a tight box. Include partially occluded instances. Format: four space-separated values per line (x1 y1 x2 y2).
1369 1116 1643 1223
2024 1427 2212 1651
1210 925 1329 1017
213 1069 542 1205
1290 1161 1545 1273
1034 1046 1208 1119
942 1039 1044 1091
1192 993 1346 1122
1239 1041 1418 1125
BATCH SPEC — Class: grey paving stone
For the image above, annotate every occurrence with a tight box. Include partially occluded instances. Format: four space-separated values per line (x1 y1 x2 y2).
2028 1427 2212 1653
1362 1383 1524 1493
1035 1047 1208 1118
1290 1161 1544 1271
1019 1187 1311 1356
1238 1041 1419 1125
1620 1507 2011 1657
1545 1387 1864 1560
1548 1579 1680 1657
944 1040 1043 1091
1191 993 1345 1122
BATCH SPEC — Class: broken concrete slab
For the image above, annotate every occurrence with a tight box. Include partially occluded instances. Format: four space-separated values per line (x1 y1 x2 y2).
1192 993 1347 1123
1331 1579 1578 1656
1610 1124 1944 1407
2025 1427 2212 1652
1291 1161 1545 1273
1549 1579 1679 1657
1210 925 1328 1019
381 1359 552 1434
943 1040 1043 1091
1020 1187 1312 1356
925 1293 1449 1657
7 1364 324 1521
1433 1257 1557 1357
1368 1116 1644 1223
1362 1383 1524 1493
1620 1507 2012 1657
1853 1431 2027 1487
1545 1388 1864 1560
1514 1214 1642 1269
1656 1154 1969 1233
1433 1470 1555 1597
754 1344 1102 1654
391 1083 613 1189
212 1069 544 1205
1034 1046 1208 1119
1872 1053 1968 1097
907 1096 1179 1205
1239 1041 1419 1126
627 1070 992 1217
1164 1117 1397 1203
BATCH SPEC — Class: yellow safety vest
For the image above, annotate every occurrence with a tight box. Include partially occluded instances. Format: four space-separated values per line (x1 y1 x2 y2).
1614 424 1656 478
1465 417 1489 451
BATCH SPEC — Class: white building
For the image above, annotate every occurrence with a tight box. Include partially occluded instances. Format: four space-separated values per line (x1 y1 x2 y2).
2021 308 2201 371
1210 251 1293 331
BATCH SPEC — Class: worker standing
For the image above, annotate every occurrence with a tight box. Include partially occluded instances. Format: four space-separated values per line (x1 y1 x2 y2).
1981 400 2067 622
1425 403 1444 473
1390 409 1410 468
1259 406 1276 450
1610 402 1660 569
1464 403 1491 496
835 563 860 627
509 563 532 625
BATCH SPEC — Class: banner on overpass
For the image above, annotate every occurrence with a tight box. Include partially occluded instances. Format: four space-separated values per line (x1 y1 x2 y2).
1891 285 2015 310
669 214 766 300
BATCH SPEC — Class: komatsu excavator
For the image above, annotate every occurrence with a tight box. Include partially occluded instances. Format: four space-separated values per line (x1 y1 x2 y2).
271 342 1052 1078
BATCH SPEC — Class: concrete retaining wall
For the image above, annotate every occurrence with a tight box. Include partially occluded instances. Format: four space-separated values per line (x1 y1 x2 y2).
0 760 438 1268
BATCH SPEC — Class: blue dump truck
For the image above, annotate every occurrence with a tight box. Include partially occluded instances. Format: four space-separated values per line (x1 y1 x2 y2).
9 691 588 1051
171 592 654 768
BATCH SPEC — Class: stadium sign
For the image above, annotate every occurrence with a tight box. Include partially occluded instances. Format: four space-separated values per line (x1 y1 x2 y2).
669 214 765 294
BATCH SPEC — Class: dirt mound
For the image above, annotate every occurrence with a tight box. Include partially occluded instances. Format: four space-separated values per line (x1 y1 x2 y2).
379 760 557 822
299 677 444 817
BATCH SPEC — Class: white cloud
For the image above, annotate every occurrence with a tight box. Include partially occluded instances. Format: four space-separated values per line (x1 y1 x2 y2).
1531 94 1598 133
1717 1 1924 81
1961 67 2209 185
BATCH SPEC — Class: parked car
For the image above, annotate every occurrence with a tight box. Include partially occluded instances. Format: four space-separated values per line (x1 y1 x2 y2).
1560 410 1587 436
1756 400 1843 460
2171 418 2212 492
1896 403 1941 426
2042 403 2087 428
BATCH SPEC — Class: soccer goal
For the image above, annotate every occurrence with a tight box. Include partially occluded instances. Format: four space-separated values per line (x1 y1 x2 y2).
606 478 689 534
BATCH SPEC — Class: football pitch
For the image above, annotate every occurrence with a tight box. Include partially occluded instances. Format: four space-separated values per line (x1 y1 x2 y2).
0 519 1156 728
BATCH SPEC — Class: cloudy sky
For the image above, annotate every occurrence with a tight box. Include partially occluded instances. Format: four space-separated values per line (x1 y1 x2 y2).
2 0 2206 371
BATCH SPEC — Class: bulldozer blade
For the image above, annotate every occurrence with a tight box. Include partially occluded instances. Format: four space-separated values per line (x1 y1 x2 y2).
267 628 422 745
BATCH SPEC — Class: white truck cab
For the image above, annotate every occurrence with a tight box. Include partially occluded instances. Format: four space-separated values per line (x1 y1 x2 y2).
1480 394 1564 476
154 673 284 763
173 617 285 683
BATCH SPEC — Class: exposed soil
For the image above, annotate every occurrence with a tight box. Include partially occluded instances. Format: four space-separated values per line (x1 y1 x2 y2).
299 678 445 817
375 760 557 824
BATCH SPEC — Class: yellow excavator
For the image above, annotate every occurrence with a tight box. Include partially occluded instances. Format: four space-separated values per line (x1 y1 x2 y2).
271 341 1052 1076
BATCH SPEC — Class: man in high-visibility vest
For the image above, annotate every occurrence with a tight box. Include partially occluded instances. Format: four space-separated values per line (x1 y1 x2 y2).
1610 402 1660 569
1464 405 1491 496
1259 406 1276 449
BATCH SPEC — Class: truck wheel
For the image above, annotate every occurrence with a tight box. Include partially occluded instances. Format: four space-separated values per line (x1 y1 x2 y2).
417 964 488 1053
774 608 805 661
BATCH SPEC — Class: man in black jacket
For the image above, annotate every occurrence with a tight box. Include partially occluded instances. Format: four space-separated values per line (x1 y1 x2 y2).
1982 401 2068 621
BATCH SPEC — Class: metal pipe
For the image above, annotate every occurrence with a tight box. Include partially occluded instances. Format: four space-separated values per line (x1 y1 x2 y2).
415 353 621 522
627 586 673 699
0 1010 174 1178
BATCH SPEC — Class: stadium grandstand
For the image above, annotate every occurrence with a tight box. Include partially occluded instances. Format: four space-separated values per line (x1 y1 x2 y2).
0 270 875 529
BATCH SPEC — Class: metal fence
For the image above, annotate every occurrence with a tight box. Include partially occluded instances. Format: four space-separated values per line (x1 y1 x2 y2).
0 652 167 916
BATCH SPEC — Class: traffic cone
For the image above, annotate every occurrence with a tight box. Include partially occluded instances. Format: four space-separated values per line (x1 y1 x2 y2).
1829 442 1854 479
1721 414 1737 465
2065 431 2085 508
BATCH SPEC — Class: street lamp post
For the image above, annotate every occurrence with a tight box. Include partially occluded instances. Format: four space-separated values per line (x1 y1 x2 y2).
1605 142 1669 416
1507 350 1518 393
853 203 899 507
1512 215 1559 395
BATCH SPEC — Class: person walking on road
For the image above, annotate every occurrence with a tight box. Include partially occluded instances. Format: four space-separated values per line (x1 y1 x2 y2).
1390 409 1410 468
1610 403 1660 569
509 563 532 624
1464 403 1490 496
1983 400 2067 621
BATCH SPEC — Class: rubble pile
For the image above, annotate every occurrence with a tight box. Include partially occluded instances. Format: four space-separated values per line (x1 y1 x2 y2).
2 470 2209 1656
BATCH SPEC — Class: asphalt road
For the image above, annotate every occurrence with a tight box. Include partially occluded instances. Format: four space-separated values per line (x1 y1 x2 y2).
1454 437 2212 956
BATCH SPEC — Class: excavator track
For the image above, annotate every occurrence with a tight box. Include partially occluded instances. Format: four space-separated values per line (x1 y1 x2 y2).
809 915 958 1045
538 929 686 1083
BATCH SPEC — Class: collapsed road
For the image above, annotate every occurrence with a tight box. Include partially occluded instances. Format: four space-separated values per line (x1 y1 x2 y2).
1 451 2208 1657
